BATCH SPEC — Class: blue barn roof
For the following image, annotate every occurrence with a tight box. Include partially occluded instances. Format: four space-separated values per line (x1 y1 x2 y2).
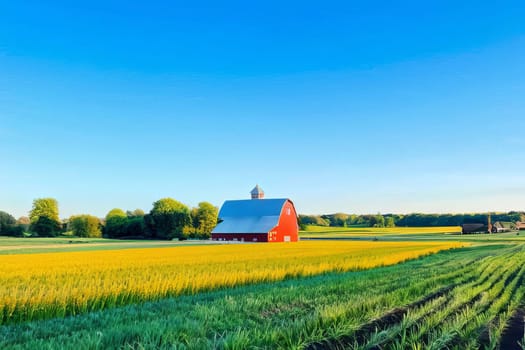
211 198 289 234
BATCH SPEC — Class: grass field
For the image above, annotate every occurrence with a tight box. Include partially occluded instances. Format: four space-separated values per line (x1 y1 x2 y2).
301 225 463 234
0 240 460 326
0 236 215 255
1 233 525 349
300 225 525 244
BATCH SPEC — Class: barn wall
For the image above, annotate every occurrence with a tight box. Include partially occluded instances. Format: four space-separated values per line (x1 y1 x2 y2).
272 200 299 242
211 233 268 242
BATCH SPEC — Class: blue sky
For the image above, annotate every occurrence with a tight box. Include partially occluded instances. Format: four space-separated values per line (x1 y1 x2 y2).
1 1 524 218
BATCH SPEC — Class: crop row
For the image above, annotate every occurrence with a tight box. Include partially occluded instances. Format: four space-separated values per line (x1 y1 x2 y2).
0 243 499 349
0 240 462 325
306 245 525 350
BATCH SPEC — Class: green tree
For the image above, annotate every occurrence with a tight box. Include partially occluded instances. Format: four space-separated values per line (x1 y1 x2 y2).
68 215 102 238
123 209 146 237
29 198 61 237
370 214 385 228
346 214 358 226
0 211 23 236
143 214 155 238
31 216 61 237
0 211 16 231
10 216 31 236
104 208 128 238
126 216 145 237
332 213 349 227
298 215 330 227
192 202 218 238
385 216 395 227
150 198 191 240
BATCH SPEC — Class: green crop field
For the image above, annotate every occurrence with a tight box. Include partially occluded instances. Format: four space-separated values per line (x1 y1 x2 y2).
301 225 463 234
1 233 525 349
300 225 525 244
0 236 215 255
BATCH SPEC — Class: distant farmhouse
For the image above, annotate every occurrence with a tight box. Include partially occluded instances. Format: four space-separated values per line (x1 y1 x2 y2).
517 222 525 231
461 223 489 234
462 221 517 234
211 185 299 242
491 221 515 233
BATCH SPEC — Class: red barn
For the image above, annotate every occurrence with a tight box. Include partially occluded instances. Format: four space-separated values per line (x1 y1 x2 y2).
211 185 299 242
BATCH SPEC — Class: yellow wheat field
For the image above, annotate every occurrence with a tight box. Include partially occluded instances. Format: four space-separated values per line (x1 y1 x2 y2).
0 241 464 324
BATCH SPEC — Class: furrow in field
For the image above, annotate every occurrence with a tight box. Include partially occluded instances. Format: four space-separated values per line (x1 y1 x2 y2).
303 249 508 350
0 241 465 325
498 307 525 350
304 285 459 350
363 261 510 350
423 256 525 349
450 265 525 349
476 265 525 348
398 258 517 348
296 250 485 350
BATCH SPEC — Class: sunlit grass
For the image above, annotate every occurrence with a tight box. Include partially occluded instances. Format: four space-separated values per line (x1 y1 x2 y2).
301 225 462 235
0 240 463 324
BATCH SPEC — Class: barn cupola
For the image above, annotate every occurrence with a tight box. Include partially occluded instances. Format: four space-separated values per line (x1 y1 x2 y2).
250 184 264 199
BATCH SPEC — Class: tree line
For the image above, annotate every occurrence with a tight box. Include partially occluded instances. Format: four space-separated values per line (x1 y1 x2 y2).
299 212 525 228
0 197 218 240
2 200 525 238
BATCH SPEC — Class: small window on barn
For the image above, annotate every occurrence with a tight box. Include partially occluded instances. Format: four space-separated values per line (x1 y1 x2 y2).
286 208 291 215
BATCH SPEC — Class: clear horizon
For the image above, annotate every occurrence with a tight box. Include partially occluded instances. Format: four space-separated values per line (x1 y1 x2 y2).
1 1 524 219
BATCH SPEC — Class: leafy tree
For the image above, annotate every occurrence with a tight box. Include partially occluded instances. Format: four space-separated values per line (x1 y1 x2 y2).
143 214 155 238
0 211 23 236
345 214 358 226
4 225 24 236
103 208 146 238
31 216 61 237
68 215 102 238
332 213 349 227
370 214 385 228
298 215 330 227
149 198 191 240
29 198 59 223
126 216 146 237
0 211 16 231
385 216 395 227
104 208 128 238
192 202 218 238
299 211 525 229
29 198 61 236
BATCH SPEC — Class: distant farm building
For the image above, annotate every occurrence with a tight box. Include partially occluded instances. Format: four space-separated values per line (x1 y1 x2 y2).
516 222 525 231
461 223 489 234
491 221 514 233
211 185 299 242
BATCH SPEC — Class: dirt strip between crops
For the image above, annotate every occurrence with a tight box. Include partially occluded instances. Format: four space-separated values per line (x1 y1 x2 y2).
498 308 525 350
305 285 455 350
305 262 511 350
